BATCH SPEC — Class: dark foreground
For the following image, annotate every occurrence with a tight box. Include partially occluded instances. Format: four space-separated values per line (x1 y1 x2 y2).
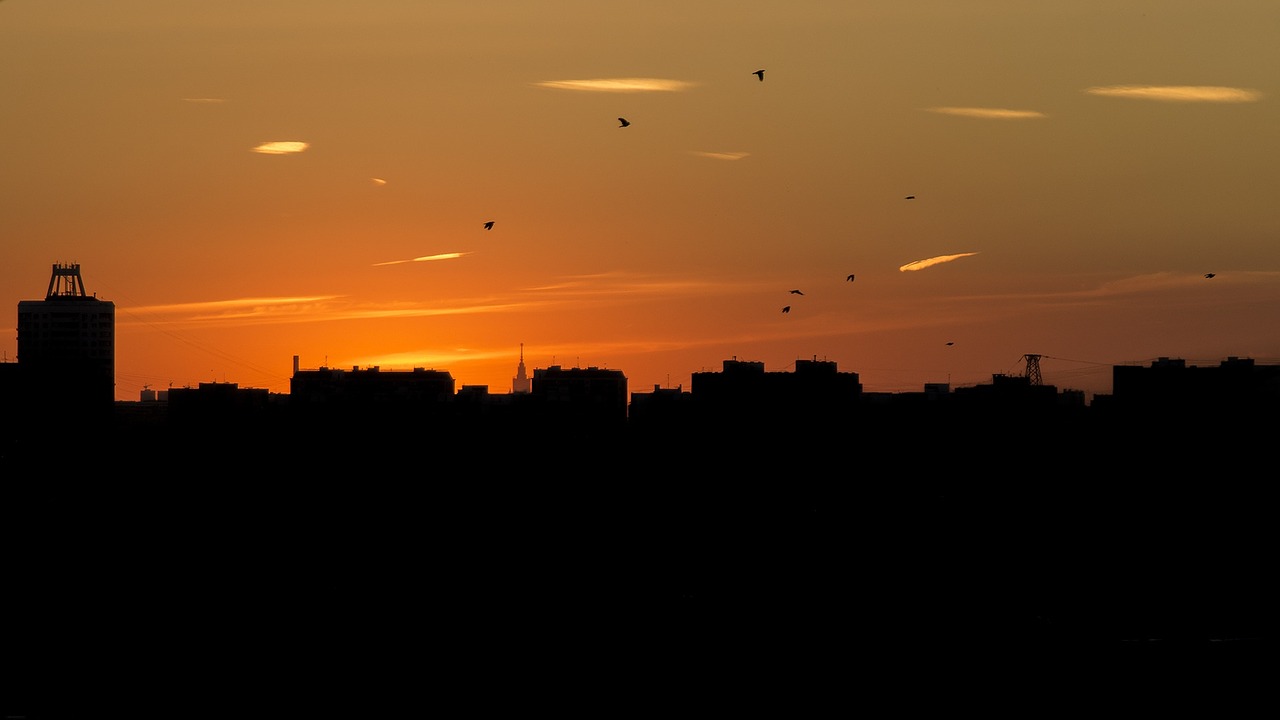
3 423 1269 716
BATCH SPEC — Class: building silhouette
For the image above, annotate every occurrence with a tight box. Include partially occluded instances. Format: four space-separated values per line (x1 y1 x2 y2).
4 261 1279 474
529 364 628 427
688 356 862 427
512 342 531 394
1108 355 1280 412
2 261 1272 653
15 263 115 424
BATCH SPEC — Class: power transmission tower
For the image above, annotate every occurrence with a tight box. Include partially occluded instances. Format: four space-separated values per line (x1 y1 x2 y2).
1023 354 1042 386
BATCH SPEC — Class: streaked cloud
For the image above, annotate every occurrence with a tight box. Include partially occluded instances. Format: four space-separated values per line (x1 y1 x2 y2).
252 141 309 155
1084 85 1262 103
128 296 341 315
372 252 470 267
521 271 726 297
533 78 696 92
690 151 750 161
900 252 980 272
371 177 387 186
119 271 728 333
182 97 226 104
120 293 529 328
320 302 532 322
1062 271 1271 299
925 107 1047 119
123 296 346 323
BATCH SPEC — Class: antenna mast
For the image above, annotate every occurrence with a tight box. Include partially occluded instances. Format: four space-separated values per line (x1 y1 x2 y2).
46 262 88 299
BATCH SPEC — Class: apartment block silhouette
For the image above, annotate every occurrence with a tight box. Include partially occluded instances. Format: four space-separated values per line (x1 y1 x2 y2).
15 263 115 423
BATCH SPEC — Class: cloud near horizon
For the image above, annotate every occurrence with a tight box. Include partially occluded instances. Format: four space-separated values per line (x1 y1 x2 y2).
120 293 530 327
533 78 696 92
900 252 980 272
925 107 1046 119
117 271 722 332
1084 85 1262 102
128 296 343 315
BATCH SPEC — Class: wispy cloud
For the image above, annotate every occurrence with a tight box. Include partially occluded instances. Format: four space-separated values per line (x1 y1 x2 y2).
120 293 530 328
371 177 387 186
900 252 980 272
129 296 341 314
521 271 725 297
1084 85 1262 102
925 107 1047 119
372 252 470 267
533 78 696 92
182 97 226 104
117 271 729 336
690 151 750 161
124 296 345 324
252 141 309 155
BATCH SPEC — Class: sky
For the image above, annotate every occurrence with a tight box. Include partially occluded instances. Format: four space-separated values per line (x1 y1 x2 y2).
3 1 1280 403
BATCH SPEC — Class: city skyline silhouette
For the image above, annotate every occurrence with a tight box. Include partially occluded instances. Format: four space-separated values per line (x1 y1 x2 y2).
4 2 1275 714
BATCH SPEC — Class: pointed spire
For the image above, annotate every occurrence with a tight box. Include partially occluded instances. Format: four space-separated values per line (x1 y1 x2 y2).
513 342 532 394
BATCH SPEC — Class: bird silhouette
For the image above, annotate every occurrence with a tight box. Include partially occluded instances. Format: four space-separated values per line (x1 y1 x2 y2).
782 306 791 314
945 342 955 346
789 289 804 295
618 117 630 128
846 274 855 282
905 195 916 200
483 221 494 230
1204 273 1216 279
753 69 765 81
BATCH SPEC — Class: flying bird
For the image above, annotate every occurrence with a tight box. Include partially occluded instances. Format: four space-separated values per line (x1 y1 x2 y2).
945 342 955 346
846 274 855 282
789 289 804 295
905 195 916 200
782 306 791 314
753 70 765 81
1204 273 1216 278
483 221 494 230
618 117 630 128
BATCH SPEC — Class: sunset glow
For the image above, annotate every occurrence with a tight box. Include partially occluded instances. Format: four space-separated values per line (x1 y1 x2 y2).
3 1 1278 404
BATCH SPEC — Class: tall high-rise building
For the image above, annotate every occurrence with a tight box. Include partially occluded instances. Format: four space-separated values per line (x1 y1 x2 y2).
17 263 115 418
512 343 531 394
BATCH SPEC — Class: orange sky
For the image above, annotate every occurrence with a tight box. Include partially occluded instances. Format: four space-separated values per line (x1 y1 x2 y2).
3 1 1279 402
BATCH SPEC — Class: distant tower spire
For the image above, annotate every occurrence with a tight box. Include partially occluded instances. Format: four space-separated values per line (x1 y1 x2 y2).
512 343 531 394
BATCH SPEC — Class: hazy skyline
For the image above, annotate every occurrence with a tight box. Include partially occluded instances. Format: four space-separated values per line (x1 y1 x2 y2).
4 1 1279 402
